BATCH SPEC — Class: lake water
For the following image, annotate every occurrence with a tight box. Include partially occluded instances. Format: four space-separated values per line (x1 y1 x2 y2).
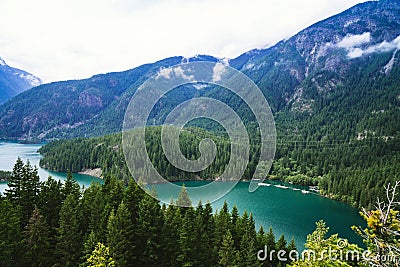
0 141 102 193
155 180 365 250
0 141 365 250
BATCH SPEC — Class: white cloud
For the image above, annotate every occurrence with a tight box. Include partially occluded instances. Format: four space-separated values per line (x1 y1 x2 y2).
337 32 371 49
173 67 194 81
347 35 400 59
347 48 364 59
155 66 194 81
156 67 173 79
0 0 366 82
212 63 226 82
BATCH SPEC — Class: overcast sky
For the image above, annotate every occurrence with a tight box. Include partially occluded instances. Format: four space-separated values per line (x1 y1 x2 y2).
0 0 366 83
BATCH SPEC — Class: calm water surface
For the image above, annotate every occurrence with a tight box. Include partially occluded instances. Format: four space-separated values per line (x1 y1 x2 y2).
0 141 365 250
154 180 365 250
0 141 102 193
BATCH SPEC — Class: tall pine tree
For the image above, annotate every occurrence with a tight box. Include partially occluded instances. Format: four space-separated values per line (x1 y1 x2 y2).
5 157 24 204
56 193 83 266
24 206 51 267
0 199 25 267
107 201 135 267
218 230 240 267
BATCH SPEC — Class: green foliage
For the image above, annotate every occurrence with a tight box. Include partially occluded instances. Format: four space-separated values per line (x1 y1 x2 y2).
39 117 400 209
56 193 83 266
81 231 99 267
1 1 400 213
218 230 240 267
5 158 40 225
352 182 400 266
107 202 135 266
24 206 51 267
290 221 363 267
86 243 115 267
0 160 297 266
5 157 24 204
0 199 25 267
4 158 391 267
176 184 192 207
135 194 164 266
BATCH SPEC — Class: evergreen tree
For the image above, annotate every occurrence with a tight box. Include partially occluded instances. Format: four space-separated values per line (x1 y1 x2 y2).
0 199 25 267
5 159 40 226
239 231 260 267
234 210 249 249
102 176 124 211
56 193 83 266
265 227 277 266
231 205 240 248
19 160 40 225
177 207 197 266
135 195 164 265
215 202 232 250
107 202 135 267
275 235 287 267
81 231 98 267
88 184 107 236
62 171 81 200
98 203 113 244
256 226 267 251
218 230 240 267
196 202 217 266
80 182 103 239
24 206 51 267
176 184 192 207
161 203 181 267
123 179 145 225
287 238 297 264
5 157 24 204
37 176 63 235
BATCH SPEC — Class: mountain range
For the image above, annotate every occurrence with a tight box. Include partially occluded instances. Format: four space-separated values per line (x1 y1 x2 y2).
0 57 41 105
0 0 399 141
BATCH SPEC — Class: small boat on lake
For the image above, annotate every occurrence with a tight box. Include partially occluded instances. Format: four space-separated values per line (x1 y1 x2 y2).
258 182 271 186
309 186 320 193
274 184 289 189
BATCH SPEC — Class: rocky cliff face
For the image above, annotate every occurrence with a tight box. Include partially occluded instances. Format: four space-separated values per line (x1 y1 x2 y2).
229 0 400 113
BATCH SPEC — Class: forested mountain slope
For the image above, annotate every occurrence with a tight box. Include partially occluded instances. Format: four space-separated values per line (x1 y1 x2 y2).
0 1 399 141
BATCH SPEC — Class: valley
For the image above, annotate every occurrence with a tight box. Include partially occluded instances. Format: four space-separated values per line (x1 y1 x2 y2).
0 0 399 266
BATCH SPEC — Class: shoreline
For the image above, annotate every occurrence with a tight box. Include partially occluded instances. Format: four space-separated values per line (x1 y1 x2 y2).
39 165 356 207
78 168 102 178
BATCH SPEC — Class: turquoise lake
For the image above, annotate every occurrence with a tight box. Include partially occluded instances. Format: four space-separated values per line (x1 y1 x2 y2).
0 141 365 250
0 141 102 193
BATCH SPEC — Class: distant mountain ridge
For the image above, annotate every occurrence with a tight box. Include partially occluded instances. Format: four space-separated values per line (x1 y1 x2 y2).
0 57 41 105
0 0 399 140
